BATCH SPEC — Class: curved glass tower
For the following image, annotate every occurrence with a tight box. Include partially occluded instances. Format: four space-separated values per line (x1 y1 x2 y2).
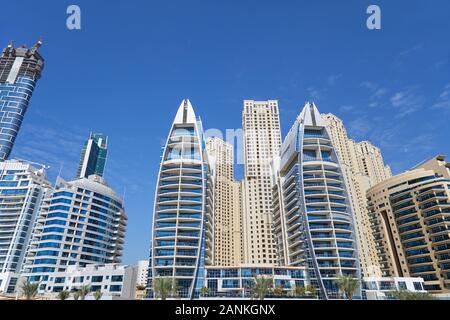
0 41 44 161
149 99 213 299
273 102 362 299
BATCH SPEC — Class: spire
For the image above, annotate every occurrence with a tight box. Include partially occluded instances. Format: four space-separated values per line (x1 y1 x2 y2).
173 98 197 124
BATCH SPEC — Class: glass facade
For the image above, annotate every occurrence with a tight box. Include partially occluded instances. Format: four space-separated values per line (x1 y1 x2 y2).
23 175 127 288
76 133 108 178
273 102 362 299
0 42 44 161
149 99 213 299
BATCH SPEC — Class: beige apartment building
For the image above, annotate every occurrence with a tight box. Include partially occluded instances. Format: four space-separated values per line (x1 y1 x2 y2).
323 114 391 277
367 155 450 293
242 100 282 265
206 137 243 266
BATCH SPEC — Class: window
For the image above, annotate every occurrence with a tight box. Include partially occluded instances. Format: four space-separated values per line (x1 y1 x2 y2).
413 282 423 291
397 281 407 290
109 285 122 292
111 275 123 282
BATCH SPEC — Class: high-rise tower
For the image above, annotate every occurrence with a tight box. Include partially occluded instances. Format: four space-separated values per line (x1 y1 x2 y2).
76 133 108 179
23 174 127 291
273 102 362 299
206 137 243 266
0 41 45 161
322 114 391 277
367 155 450 294
149 99 214 299
0 160 50 294
242 100 281 265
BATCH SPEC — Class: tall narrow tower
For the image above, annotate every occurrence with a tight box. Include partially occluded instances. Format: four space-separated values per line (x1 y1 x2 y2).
242 100 281 265
273 102 362 299
76 133 108 179
0 40 45 161
149 99 214 299
323 114 391 277
206 137 243 266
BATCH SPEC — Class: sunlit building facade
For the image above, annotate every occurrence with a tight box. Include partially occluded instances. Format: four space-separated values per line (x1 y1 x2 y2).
272 102 362 299
323 114 391 277
206 137 243 266
242 100 281 265
149 99 214 299
23 174 127 291
76 133 108 179
367 155 450 293
0 41 44 161
0 160 50 293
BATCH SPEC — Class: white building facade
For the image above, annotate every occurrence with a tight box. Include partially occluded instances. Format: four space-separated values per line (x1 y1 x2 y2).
37 263 137 299
0 160 50 293
22 174 127 292
242 100 282 265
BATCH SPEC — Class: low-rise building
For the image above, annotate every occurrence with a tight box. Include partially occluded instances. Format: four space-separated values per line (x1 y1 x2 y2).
36 263 137 300
202 265 310 299
363 276 426 300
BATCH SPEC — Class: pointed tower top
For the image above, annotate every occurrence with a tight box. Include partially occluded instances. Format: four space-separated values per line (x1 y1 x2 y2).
300 102 327 127
174 99 197 124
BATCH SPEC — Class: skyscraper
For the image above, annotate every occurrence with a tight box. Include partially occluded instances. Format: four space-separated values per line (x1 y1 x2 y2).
242 100 281 265
0 160 50 294
367 155 450 293
23 174 127 292
0 41 44 161
149 99 214 299
272 102 362 299
323 114 391 277
206 137 243 266
76 133 108 179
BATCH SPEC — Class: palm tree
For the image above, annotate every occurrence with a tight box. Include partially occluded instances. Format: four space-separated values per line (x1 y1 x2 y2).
93 290 103 301
389 290 435 300
292 285 306 297
73 291 80 300
153 277 175 300
253 276 273 300
200 286 209 297
57 290 70 300
335 275 359 300
77 285 91 300
305 285 317 297
272 285 284 297
20 281 39 300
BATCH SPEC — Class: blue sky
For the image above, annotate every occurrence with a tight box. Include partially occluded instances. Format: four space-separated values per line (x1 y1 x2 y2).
1 0 449 264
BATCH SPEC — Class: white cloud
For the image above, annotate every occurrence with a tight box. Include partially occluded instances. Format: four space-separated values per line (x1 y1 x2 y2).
389 86 425 117
432 84 450 109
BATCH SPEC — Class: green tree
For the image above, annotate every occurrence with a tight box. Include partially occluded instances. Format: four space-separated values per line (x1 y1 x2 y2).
77 285 91 300
253 276 273 300
93 290 103 301
153 277 175 300
20 281 39 300
389 290 435 300
57 290 70 300
73 291 80 300
335 275 359 300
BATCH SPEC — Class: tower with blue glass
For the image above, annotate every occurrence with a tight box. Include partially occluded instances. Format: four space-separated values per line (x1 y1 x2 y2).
76 132 108 179
273 102 362 299
0 41 44 161
149 99 214 299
